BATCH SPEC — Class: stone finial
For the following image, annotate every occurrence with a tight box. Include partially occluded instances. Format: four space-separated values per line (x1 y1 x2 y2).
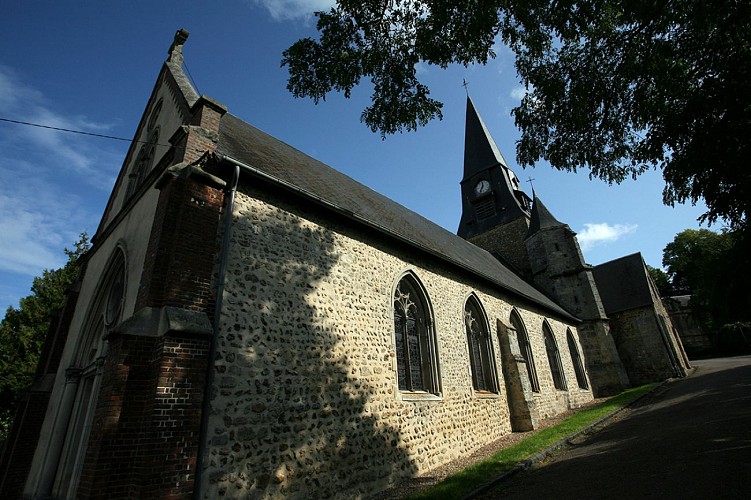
168 28 190 65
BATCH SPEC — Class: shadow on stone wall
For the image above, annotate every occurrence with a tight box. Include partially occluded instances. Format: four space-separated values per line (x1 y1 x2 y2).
205 186 416 498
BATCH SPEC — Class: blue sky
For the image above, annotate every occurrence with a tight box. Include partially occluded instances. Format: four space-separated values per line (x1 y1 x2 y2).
0 1 712 310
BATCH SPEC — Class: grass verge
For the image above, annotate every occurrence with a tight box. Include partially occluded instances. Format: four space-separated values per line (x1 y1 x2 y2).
411 383 658 500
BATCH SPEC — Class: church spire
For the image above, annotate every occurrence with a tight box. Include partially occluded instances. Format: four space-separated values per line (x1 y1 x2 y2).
458 97 531 242
526 193 564 239
463 96 509 179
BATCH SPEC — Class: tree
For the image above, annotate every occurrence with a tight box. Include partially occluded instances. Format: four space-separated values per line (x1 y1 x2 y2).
662 228 749 332
283 1 751 230
663 229 731 294
646 265 670 297
0 234 89 441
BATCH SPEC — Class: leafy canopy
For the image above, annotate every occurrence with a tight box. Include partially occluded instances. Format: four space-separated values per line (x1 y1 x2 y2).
283 1 751 230
646 265 670 297
0 234 89 440
662 228 750 331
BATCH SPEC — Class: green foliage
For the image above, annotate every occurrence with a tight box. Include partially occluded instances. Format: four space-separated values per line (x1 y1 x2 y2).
646 265 670 297
663 229 731 294
662 228 750 334
0 234 89 440
716 322 751 355
411 383 657 499
283 1 751 230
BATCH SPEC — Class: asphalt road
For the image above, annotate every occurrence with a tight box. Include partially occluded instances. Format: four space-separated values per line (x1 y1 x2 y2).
474 356 751 499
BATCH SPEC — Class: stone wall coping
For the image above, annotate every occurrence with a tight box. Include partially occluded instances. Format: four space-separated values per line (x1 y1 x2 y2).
109 305 213 339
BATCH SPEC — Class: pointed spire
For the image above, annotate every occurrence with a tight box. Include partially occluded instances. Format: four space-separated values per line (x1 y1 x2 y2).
464 96 509 179
526 193 564 239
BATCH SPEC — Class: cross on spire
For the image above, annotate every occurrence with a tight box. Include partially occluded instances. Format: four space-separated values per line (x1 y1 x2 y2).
526 176 536 192
462 79 470 96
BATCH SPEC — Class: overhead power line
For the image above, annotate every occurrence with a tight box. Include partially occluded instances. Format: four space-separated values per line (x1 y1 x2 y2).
0 117 171 147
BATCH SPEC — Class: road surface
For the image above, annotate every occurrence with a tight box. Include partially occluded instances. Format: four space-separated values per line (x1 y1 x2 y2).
475 356 751 499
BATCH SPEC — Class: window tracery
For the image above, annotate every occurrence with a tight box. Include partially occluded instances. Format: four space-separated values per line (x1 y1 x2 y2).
464 296 498 393
393 274 440 395
510 309 539 392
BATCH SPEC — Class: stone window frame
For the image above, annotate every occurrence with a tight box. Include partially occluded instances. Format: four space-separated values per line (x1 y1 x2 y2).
124 96 163 203
49 246 127 498
392 271 442 400
543 320 567 391
510 309 540 392
125 126 161 200
566 328 589 390
464 293 500 395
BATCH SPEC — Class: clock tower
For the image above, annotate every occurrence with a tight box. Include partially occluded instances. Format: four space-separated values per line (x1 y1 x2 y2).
458 97 533 275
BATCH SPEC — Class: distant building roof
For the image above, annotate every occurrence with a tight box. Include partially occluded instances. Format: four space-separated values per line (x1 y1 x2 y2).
592 253 654 315
215 112 575 321
665 295 692 307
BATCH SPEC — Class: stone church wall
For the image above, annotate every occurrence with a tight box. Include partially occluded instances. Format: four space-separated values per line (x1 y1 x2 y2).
203 183 592 498
664 297 711 354
609 306 683 385
467 216 531 275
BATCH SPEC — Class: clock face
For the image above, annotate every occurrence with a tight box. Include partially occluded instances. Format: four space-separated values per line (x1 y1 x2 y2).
474 180 491 196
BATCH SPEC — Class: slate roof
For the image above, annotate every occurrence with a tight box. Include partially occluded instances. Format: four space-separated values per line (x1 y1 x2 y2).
216 112 575 321
463 96 509 177
526 194 565 238
592 253 654 315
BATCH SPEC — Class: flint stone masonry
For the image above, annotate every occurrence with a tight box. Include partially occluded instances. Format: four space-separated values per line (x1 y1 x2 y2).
468 217 532 276
204 185 593 498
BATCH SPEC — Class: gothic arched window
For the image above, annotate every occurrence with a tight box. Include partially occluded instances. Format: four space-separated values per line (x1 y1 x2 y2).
543 321 567 390
567 329 589 389
510 309 539 392
393 273 440 395
52 249 126 497
465 295 498 393
125 127 159 201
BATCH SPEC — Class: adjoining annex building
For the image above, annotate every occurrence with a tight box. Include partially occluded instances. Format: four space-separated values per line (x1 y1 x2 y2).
0 31 689 499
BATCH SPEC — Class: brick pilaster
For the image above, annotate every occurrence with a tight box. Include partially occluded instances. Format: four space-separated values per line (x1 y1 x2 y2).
136 175 225 315
77 332 209 499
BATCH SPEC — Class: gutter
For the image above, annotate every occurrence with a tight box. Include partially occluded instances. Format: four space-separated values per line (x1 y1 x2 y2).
193 163 240 499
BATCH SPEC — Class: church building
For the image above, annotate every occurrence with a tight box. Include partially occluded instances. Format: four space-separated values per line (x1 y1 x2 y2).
0 30 688 499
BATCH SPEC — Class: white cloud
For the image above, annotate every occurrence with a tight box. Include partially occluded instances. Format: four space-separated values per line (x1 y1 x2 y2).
0 66 119 191
0 169 88 276
250 0 335 21
0 66 120 279
510 86 528 101
414 61 429 76
578 223 638 251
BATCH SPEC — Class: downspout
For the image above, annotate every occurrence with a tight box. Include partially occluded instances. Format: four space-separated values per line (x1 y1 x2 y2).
194 163 239 499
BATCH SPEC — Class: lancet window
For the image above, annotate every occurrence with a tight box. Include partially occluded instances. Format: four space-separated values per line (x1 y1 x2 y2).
393 274 440 395
510 309 540 392
50 249 126 497
464 295 498 393
543 321 567 391
567 329 589 389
